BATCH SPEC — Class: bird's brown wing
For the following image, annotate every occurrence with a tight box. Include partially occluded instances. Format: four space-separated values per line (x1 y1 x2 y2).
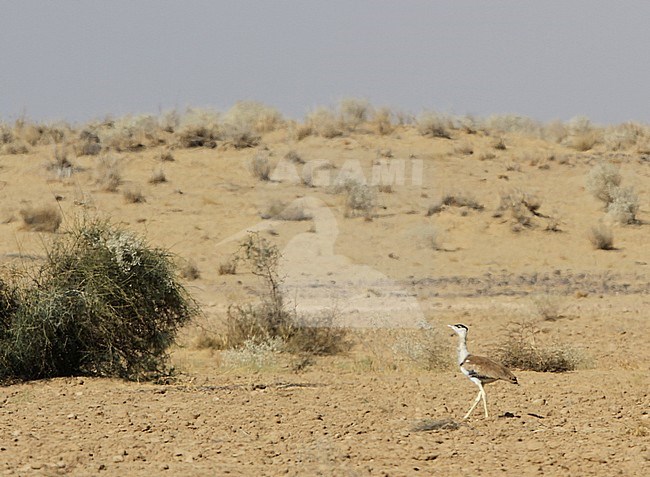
462 354 518 384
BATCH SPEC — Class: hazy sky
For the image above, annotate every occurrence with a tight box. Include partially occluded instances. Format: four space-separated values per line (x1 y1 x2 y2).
3 1 650 125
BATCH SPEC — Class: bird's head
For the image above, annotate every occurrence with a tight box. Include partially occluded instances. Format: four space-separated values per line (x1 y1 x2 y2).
448 323 469 337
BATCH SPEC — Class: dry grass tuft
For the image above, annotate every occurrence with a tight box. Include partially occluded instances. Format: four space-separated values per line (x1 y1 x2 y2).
122 184 146 204
416 111 453 139
427 192 483 215
180 260 200 280
96 154 122 192
493 189 542 228
149 168 167 184
250 152 271 181
495 321 582 373
19 205 62 232
589 224 614 250
586 162 622 204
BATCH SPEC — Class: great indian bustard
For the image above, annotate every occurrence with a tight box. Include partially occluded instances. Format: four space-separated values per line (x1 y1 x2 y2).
448 324 518 419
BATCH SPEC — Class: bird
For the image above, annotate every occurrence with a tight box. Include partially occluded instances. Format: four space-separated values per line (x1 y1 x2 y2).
448 324 518 419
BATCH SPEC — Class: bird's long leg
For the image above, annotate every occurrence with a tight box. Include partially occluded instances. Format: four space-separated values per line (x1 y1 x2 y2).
463 389 482 419
479 383 489 418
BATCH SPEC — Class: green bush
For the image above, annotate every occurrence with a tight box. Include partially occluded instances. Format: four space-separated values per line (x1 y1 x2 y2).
0 219 197 381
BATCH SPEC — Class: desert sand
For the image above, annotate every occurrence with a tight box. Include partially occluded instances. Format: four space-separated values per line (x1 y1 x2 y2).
0 120 648 476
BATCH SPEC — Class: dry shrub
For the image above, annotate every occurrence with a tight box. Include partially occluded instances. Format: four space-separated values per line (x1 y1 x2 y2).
49 145 75 179
222 234 349 356
99 115 163 152
338 179 377 219
493 189 542 228
149 168 167 184
1 140 30 155
338 98 371 131
416 111 453 138
223 101 284 134
218 259 237 275
250 152 271 181
0 219 197 381
370 107 394 135
122 185 145 204
454 141 474 156
391 322 451 371
176 108 221 148
19 205 62 232
427 192 483 215
566 116 601 151
75 129 102 156
531 294 564 321
589 224 614 250
483 114 542 136
306 107 344 138
586 162 622 205
606 187 639 224
261 200 312 221
96 154 122 192
158 148 175 162
180 260 200 280
495 321 581 372
284 150 305 164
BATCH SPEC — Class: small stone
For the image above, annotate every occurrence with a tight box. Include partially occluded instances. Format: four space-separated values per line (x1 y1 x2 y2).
112 455 124 463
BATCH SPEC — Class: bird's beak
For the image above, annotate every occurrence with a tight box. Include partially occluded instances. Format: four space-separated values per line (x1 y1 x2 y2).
447 324 454 329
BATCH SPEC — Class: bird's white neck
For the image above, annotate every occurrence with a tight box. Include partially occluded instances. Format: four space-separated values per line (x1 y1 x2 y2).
456 334 470 364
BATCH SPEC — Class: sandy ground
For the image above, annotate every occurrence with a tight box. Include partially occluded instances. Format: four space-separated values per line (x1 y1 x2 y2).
0 125 649 475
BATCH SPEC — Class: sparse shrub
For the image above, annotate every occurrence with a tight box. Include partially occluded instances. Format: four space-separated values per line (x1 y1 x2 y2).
176 108 220 148
261 200 312 221
19 205 62 232
495 321 581 372
221 337 284 369
122 185 145 204
566 116 600 151
586 162 622 204
49 145 75 179
250 152 271 181
493 138 507 150
340 180 377 219
483 114 542 136
338 98 371 130
589 224 614 250
149 168 167 184
427 192 483 215
222 234 349 356
606 186 639 224
454 141 473 156
180 260 200 280
306 107 343 138
223 101 284 134
0 219 197 381
531 294 564 321
218 259 237 275
371 107 394 135
284 150 305 164
391 322 451 370
284 309 350 356
158 148 175 162
75 129 102 156
1 140 30 155
493 189 542 227
416 111 452 138
96 154 122 192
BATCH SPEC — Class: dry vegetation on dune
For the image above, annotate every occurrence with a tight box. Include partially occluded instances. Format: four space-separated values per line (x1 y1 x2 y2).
0 100 648 475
